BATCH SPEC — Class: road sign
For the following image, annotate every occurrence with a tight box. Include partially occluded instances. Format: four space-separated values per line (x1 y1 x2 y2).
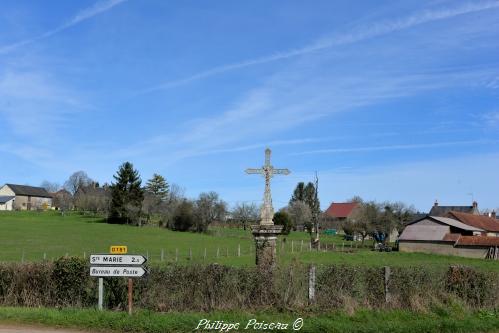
90 266 146 277
110 245 127 254
90 254 146 265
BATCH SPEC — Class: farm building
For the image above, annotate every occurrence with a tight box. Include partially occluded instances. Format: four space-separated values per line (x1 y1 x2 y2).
0 184 52 211
322 202 359 230
428 200 480 216
0 196 15 210
399 213 499 259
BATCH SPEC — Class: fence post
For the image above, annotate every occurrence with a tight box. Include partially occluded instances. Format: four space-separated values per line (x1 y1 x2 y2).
342 242 344 251
175 248 178 262
325 243 328 252
161 249 164 262
308 265 316 305
309 242 312 251
43 252 47 260
384 266 391 303
301 240 303 252
204 248 207 260
238 244 241 257
217 247 220 258
83 251 86 259
226 248 229 257
189 248 192 260
291 240 294 253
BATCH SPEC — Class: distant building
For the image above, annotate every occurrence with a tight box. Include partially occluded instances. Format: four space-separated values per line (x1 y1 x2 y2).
399 213 499 259
51 189 73 211
322 202 359 230
0 196 15 210
0 184 52 210
428 200 480 216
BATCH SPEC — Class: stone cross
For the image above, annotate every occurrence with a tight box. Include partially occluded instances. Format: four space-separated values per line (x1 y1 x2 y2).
246 148 290 225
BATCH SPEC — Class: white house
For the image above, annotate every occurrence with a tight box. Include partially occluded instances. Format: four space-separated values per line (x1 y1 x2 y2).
0 196 15 210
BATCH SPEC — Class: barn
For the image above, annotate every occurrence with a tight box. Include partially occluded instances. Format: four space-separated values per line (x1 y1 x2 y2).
0 184 52 211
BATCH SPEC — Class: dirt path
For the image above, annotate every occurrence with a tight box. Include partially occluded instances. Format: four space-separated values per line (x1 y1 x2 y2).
0 324 93 333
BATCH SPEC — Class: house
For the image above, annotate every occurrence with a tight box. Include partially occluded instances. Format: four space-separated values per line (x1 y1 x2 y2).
322 202 359 230
0 184 52 210
0 196 15 210
428 200 480 216
399 213 499 259
446 211 499 237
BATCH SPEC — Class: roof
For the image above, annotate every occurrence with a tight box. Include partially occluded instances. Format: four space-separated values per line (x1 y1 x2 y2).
406 215 484 232
4 184 52 198
399 225 450 241
0 196 15 203
430 216 484 232
442 233 461 242
429 205 475 216
447 211 499 232
325 202 359 218
455 236 499 247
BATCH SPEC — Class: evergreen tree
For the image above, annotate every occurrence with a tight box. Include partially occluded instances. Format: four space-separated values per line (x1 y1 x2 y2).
273 211 292 235
108 162 144 225
289 182 305 205
145 173 169 202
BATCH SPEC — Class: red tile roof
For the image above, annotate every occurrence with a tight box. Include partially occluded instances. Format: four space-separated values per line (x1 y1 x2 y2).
447 211 499 232
325 202 359 218
455 236 499 247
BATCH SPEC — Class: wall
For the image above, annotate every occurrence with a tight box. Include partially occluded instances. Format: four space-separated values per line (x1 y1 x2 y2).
399 241 488 259
0 186 15 196
13 196 52 211
0 199 14 211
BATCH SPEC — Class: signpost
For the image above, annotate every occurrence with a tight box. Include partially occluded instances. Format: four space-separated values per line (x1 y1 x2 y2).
90 245 146 315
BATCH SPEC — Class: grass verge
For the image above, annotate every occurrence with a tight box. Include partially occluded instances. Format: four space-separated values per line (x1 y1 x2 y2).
0 306 498 333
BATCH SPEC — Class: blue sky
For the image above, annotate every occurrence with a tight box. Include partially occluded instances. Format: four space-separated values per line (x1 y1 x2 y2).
1 0 498 212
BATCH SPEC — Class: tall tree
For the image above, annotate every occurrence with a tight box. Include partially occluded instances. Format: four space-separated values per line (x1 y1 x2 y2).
108 162 144 225
287 200 312 232
194 191 227 233
273 211 292 235
289 182 305 205
145 173 169 202
64 171 92 195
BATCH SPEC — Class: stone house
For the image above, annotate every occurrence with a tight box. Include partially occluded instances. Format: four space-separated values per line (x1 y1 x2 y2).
0 184 52 211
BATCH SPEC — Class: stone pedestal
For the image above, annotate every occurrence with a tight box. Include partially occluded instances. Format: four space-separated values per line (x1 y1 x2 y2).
251 224 283 270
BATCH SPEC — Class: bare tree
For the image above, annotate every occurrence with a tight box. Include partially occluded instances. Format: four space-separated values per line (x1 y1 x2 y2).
194 191 227 233
64 171 92 195
232 202 259 230
40 181 60 193
287 200 312 231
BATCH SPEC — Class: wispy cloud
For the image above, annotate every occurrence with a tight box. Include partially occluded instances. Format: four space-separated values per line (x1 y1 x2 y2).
0 0 127 54
292 139 497 155
139 1 499 94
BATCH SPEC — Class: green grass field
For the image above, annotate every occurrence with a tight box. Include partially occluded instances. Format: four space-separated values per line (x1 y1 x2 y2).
0 306 498 333
1 211 498 271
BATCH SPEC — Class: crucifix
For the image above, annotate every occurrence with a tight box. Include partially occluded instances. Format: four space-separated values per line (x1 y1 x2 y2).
246 148 290 225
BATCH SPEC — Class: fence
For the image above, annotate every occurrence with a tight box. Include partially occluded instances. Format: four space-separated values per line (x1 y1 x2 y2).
0 258 498 312
0 239 368 264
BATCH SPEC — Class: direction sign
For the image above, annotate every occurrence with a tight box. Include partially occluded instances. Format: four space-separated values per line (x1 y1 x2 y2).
90 266 147 277
90 254 147 265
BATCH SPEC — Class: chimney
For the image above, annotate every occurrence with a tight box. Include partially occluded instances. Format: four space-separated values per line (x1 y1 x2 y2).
472 201 478 209
491 210 496 219
434 199 438 207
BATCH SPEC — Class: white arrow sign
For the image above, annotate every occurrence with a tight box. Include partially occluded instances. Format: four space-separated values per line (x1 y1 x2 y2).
90 254 147 265
90 266 147 277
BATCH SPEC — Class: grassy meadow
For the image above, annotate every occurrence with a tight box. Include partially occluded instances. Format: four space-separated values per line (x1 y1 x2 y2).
1 211 498 271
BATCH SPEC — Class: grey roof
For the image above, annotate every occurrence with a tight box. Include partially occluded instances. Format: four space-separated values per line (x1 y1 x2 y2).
430 216 484 232
399 225 449 241
429 206 474 216
4 184 52 198
0 196 15 203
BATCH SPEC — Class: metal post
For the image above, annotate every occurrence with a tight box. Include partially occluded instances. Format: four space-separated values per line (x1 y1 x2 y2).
161 249 164 262
384 266 391 303
98 277 103 310
128 278 133 315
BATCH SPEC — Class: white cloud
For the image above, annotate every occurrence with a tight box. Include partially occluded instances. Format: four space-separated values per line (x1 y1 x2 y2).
0 0 127 54
139 1 499 94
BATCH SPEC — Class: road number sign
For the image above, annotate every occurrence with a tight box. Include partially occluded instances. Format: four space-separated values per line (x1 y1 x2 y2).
90 254 147 265
90 266 146 277
110 245 127 254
